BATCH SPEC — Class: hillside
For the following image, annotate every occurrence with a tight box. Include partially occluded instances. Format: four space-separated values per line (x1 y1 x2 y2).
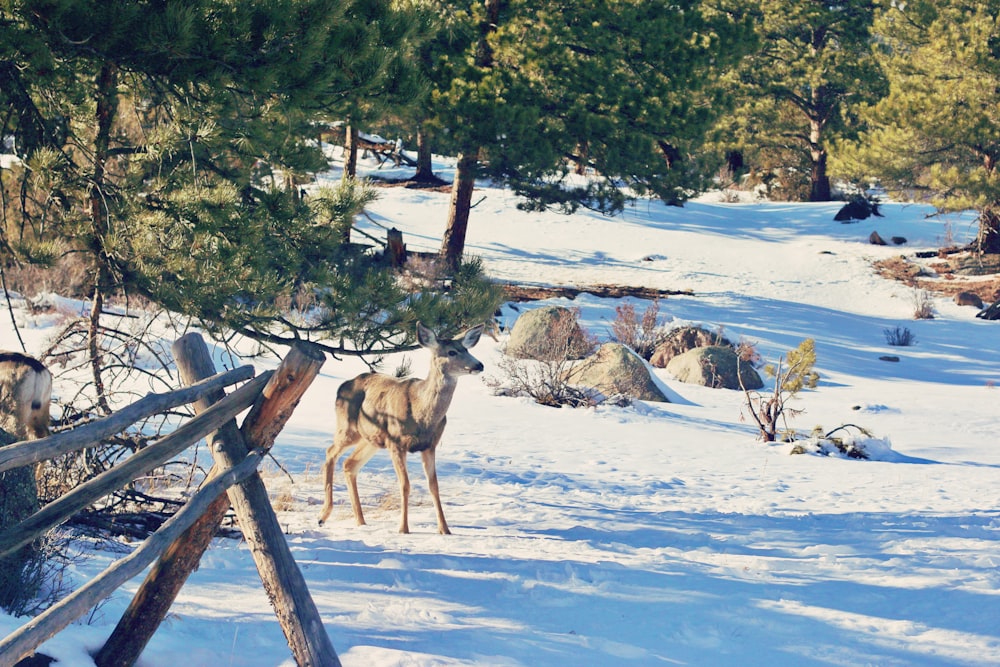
2 152 999 667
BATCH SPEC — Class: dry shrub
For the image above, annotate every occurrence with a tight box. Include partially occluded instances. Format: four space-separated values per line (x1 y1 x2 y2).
487 308 599 407
610 299 668 360
912 289 936 320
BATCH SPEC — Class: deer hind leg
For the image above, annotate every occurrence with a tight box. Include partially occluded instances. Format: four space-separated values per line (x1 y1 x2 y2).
342 440 380 527
318 434 356 525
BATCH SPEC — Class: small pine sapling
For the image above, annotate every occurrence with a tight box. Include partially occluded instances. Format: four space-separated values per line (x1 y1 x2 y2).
741 338 820 442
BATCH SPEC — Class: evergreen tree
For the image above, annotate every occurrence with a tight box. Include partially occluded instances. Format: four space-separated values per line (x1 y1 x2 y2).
1 0 501 410
834 0 1000 252
723 0 885 201
430 0 755 269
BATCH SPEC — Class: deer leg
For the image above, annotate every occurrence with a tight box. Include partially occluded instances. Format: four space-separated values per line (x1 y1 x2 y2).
421 448 450 535
342 441 379 526
387 446 411 534
318 436 355 526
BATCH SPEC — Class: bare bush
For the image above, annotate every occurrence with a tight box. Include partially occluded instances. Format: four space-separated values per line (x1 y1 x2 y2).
884 326 916 346
610 299 668 360
487 309 600 407
912 289 936 320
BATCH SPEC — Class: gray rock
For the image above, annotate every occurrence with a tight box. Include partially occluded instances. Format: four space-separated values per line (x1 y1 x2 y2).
649 326 731 368
565 343 669 402
665 345 763 390
507 306 593 361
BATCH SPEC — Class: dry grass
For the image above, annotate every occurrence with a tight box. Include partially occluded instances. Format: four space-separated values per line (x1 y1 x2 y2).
873 254 1000 304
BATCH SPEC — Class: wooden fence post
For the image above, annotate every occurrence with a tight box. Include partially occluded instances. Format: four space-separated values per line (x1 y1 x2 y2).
100 334 339 667
95 335 262 667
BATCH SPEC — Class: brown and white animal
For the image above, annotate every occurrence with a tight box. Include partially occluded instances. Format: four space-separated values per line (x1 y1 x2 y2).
0 351 52 441
318 322 484 534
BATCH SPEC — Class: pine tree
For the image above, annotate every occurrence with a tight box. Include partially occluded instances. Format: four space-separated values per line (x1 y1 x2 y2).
430 0 755 269
1 0 502 408
834 0 1000 252
723 0 886 201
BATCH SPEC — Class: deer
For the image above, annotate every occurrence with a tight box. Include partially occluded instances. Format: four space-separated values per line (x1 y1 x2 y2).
318 322 484 534
0 351 52 441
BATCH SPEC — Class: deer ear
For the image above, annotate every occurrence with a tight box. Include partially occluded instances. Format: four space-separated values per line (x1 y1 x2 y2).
416 322 438 348
462 324 484 348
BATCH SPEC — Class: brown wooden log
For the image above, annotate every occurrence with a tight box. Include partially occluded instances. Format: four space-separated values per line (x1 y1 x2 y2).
94 333 255 667
0 365 255 473
228 342 339 667
159 335 339 667
241 341 326 452
0 372 271 559
0 450 265 667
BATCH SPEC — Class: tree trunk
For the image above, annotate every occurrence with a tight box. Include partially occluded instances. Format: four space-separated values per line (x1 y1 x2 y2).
88 61 120 416
439 0 500 271
0 430 41 615
808 117 831 202
441 151 479 271
414 125 434 182
977 206 1000 254
342 122 358 182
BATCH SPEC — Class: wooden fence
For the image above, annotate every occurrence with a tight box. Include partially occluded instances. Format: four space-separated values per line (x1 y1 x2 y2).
0 333 340 667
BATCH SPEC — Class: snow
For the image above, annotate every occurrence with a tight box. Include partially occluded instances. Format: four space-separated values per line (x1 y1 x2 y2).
2 150 1000 666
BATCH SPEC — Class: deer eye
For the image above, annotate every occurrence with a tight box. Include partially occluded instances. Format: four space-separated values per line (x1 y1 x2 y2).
448 350 457 357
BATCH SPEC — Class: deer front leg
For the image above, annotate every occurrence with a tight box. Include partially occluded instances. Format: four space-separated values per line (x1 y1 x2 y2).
421 448 450 535
387 446 412 534
343 441 379 526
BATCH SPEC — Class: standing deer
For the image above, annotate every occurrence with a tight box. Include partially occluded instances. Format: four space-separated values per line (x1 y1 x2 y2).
0 351 52 440
318 322 484 534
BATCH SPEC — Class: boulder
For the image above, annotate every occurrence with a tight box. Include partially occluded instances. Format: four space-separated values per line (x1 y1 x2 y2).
649 326 732 368
507 306 593 361
835 196 881 222
954 291 984 309
565 343 669 402
665 345 763 390
869 231 887 245
976 300 1000 321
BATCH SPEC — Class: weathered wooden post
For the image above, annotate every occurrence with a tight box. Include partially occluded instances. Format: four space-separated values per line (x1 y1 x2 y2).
96 334 337 667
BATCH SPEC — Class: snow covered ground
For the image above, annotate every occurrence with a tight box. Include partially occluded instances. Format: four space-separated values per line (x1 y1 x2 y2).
2 152 999 666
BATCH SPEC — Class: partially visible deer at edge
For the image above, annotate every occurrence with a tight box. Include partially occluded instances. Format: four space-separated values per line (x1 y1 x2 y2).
318 322 484 534
0 351 52 440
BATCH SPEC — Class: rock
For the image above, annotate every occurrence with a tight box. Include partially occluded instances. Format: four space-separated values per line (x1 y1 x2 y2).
976 300 1000 320
507 306 593 361
665 345 763 390
649 326 732 368
954 291 984 309
879 355 900 362
869 231 887 245
835 197 881 222
565 343 669 402
891 236 907 245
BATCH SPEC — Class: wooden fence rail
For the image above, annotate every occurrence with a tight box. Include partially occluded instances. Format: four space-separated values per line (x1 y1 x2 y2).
0 365 255 474
0 450 265 667
0 336 339 667
0 371 272 559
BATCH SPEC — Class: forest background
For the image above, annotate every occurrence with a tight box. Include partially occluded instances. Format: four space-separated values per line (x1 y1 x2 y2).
3 0 1000 635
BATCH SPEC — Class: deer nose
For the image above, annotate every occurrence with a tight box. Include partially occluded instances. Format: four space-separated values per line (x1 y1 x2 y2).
469 361 484 374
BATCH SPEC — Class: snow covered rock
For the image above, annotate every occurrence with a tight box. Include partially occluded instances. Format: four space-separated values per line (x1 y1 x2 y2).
564 343 669 403
665 345 763 390
649 325 732 368
507 306 593 361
